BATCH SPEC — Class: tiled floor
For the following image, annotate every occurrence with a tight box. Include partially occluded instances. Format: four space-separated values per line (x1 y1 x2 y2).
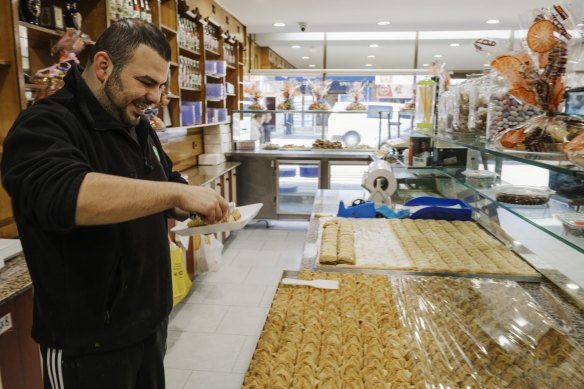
164 221 308 389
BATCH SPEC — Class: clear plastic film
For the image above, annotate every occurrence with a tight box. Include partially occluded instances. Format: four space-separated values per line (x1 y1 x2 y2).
391 276 584 388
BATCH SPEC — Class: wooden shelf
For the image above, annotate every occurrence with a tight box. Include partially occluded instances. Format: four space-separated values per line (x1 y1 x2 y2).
160 24 177 35
238 62 245 66
180 86 202 92
0 59 10 66
170 61 179 67
20 21 61 41
226 64 236 70
226 93 236 97
165 122 230 131
179 46 201 57
205 48 220 56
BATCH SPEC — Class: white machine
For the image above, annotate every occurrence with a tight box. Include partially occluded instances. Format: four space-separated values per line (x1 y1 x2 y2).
361 160 397 207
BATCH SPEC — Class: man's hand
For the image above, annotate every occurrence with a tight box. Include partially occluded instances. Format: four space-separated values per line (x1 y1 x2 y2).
177 185 229 223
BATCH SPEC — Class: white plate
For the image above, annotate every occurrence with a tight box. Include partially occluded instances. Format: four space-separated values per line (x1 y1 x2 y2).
171 203 263 236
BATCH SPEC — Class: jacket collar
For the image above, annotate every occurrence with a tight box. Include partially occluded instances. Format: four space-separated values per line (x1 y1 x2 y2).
64 64 132 132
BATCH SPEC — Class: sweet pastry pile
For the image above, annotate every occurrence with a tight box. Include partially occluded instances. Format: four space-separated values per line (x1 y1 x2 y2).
186 207 241 227
320 219 356 265
318 218 537 276
242 272 414 388
392 276 584 387
312 139 343 149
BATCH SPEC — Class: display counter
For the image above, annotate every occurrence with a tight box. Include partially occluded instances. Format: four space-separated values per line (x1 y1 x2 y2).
300 189 584 338
227 150 375 219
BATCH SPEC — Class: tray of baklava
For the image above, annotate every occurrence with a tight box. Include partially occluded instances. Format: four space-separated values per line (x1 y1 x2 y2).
313 217 540 282
242 271 584 388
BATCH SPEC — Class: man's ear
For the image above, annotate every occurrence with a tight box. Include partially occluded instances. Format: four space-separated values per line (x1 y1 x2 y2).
93 51 111 82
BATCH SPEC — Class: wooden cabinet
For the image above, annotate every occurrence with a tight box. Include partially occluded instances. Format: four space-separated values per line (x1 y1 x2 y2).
0 288 43 389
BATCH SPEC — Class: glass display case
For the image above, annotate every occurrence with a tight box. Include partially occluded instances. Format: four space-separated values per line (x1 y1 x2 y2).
277 160 320 215
232 109 408 149
425 133 584 293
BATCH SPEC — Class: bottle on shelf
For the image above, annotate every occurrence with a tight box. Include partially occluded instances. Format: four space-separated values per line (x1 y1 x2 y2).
140 0 152 23
179 56 201 89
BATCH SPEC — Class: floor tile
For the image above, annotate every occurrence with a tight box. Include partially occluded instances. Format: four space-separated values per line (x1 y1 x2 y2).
244 266 285 286
226 236 267 250
232 335 260 374
199 283 267 306
169 303 229 333
230 249 280 268
182 283 215 304
165 332 246 372
183 371 244 389
216 306 269 336
194 265 251 284
165 368 191 389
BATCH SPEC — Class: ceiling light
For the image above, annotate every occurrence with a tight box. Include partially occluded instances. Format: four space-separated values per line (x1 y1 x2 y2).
578 22 584 27
483 63 491 67
365 64 373 67
422 64 429 67
367 55 376 58
433 54 442 58
302 56 310 59
449 43 460 47
291 45 301 49
273 22 286 27
567 283 580 290
369 44 379 48
486 19 500 24
308 64 316 67
377 21 390 26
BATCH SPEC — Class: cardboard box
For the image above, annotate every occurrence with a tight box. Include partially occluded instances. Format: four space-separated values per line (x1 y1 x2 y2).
205 142 232 154
204 133 231 145
198 153 226 165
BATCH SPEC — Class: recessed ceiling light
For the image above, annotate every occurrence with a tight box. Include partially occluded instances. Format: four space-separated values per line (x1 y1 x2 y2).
369 44 379 48
422 64 429 67
377 21 390 26
273 22 286 27
367 55 376 58
578 22 584 27
433 54 442 58
567 283 580 290
308 64 316 67
449 43 460 47
365 64 373 67
302 56 310 59
486 19 500 24
291 45 301 49
483 63 491 67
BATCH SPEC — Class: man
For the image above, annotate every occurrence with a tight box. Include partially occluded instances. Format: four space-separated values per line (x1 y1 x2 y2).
1 19 228 389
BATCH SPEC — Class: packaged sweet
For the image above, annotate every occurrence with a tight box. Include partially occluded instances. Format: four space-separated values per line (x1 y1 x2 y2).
482 6 581 153
307 79 332 110
556 213 584 237
245 82 265 110
564 130 584 168
461 170 497 189
345 82 367 111
276 79 300 110
495 185 554 206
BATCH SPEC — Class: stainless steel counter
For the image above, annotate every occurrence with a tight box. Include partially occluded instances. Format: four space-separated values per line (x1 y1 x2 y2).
227 149 376 160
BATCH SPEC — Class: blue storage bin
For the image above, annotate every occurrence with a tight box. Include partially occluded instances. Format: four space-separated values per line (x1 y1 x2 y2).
279 167 296 177
279 184 298 193
404 196 472 221
299 165 318 177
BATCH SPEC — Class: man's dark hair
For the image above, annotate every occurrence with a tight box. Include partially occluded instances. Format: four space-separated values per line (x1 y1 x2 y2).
89 18 171 69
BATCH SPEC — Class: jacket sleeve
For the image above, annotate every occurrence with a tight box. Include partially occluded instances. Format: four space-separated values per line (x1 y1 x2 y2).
1 106 91 232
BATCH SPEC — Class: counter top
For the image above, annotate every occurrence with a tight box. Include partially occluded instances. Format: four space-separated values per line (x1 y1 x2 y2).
227 149 376 160
0 256 31 305
180 161 240 186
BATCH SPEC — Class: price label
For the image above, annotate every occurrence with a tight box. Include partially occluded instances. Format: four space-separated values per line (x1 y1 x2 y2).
0 313 13 336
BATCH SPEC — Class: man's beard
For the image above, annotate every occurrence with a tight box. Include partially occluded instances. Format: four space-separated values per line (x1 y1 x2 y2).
101 69 139 127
